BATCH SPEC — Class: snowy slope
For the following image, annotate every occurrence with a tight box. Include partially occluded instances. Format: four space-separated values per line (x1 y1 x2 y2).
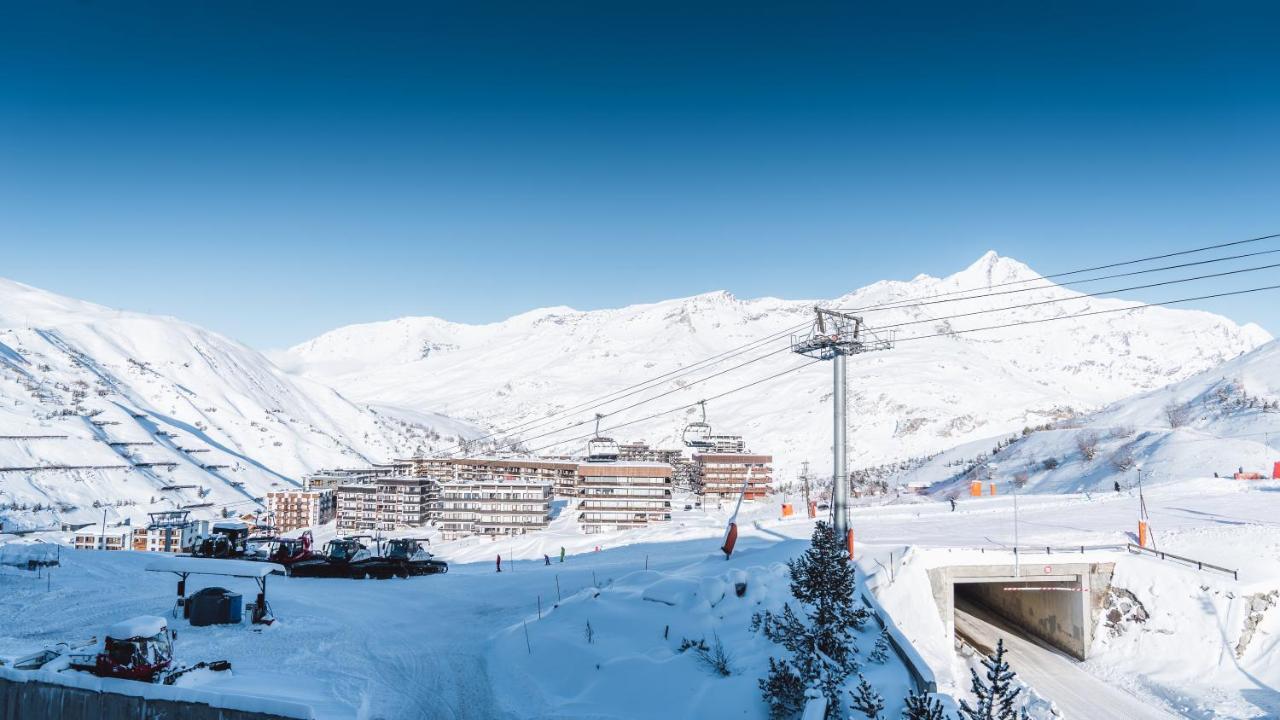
282 252 1271 478
900 339 1280 494
0 278 478 532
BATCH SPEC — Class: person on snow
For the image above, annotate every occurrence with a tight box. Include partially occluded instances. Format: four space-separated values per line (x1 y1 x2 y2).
949 497 957 512
559 546 566 563
496 554 502 573
1114 480 1121 492
544 554 551 566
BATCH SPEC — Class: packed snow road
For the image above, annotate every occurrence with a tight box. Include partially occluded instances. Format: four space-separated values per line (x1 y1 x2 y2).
955 598 1176 720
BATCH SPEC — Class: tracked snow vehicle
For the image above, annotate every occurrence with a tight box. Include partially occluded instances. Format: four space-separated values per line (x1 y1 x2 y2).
265 530 315 567
383 538 448 577
287 537 397 579
190 521 250 559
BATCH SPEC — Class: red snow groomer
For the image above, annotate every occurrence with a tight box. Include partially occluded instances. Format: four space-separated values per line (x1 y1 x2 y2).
93 616 174 683
266 530 315 567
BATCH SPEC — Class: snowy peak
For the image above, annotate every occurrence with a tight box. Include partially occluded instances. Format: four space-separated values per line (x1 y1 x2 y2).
951 250 1041 288
281 253 1270 478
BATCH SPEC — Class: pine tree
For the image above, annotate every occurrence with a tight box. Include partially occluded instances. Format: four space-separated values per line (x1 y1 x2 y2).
849 674 885 719
957 639 1029 720
901 690 946 720
754 521 871 718
869 628 890 664
759 657 806 719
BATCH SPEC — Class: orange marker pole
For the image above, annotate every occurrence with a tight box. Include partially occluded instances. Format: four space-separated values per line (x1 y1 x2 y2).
847 528 855 561
988 482 997 496
1137 520 1149 548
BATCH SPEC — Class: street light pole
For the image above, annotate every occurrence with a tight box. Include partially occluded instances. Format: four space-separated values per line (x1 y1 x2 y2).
992 463 1018 577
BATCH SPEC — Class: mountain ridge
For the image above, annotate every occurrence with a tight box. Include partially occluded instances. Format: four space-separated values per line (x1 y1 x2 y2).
280 253 1272 477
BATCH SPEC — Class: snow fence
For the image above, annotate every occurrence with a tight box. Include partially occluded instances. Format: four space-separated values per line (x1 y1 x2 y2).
0 667 312 720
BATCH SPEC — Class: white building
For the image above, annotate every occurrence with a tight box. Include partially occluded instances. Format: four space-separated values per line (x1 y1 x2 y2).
72 529 131 551
438 478 553 540
576 461 673 534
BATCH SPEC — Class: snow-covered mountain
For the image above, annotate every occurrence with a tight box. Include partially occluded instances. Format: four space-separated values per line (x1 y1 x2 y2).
281 252 1272 479
0 278 478 533
901 337 1280 495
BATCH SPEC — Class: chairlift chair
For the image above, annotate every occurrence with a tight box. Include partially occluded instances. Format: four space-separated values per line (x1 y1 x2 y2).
586 413 619 462
682 400 714 450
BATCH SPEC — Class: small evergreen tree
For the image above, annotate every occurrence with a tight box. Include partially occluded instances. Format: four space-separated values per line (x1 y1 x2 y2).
760 656 806 719
849 674 885 719
869 628 890 664
957 639 1029 720
754 522 871 718
901 690 945 720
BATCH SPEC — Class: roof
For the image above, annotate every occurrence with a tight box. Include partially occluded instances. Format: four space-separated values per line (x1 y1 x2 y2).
428 456 579 470
577 461 674 477
145 556 285 578
212 520 249 530
693 453 773 463
106 615 167 639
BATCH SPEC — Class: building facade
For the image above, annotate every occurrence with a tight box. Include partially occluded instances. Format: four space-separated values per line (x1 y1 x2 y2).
413 457 579 496
576 461 673 534
267 488 336 532
73 529 131 551
437 478 553 540
336 476 433 533
694 453 773 499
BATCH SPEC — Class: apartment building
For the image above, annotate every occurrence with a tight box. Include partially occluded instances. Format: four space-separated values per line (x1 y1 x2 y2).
576 461 673 534
335 481 376 533
701 435 747 454
305 461 410 491
266 488 336 532
336 476 433 533
412 456 579 497
618 443 699 489
73 529 131 551
694 453 773 499
437 478 552 540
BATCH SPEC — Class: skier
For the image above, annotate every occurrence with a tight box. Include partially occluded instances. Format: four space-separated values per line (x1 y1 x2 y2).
496 554 502 573
1113 480 1121 493
559 546 565 563
543 554 551 566
949 497 957 512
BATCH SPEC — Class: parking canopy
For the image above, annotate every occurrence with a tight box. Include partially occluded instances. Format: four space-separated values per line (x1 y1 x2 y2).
145 556 284 578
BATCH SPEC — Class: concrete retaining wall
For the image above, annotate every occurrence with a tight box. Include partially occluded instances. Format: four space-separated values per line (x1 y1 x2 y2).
0 669 311 720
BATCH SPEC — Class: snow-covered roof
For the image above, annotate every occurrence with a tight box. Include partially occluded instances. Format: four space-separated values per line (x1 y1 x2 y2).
213 520 249 530
106 615 167 639
145 556 284 578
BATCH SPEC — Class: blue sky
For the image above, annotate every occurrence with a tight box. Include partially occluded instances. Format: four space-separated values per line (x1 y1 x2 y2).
1 1 1278 349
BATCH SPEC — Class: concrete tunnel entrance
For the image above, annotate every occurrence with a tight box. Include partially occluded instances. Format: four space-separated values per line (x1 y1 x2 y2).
929 562 1115 660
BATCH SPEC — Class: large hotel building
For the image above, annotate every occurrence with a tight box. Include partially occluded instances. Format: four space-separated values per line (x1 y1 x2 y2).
317 437 771 538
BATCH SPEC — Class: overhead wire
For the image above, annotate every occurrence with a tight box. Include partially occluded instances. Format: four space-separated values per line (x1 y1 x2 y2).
431 232 1280 457
517 283 1280 455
